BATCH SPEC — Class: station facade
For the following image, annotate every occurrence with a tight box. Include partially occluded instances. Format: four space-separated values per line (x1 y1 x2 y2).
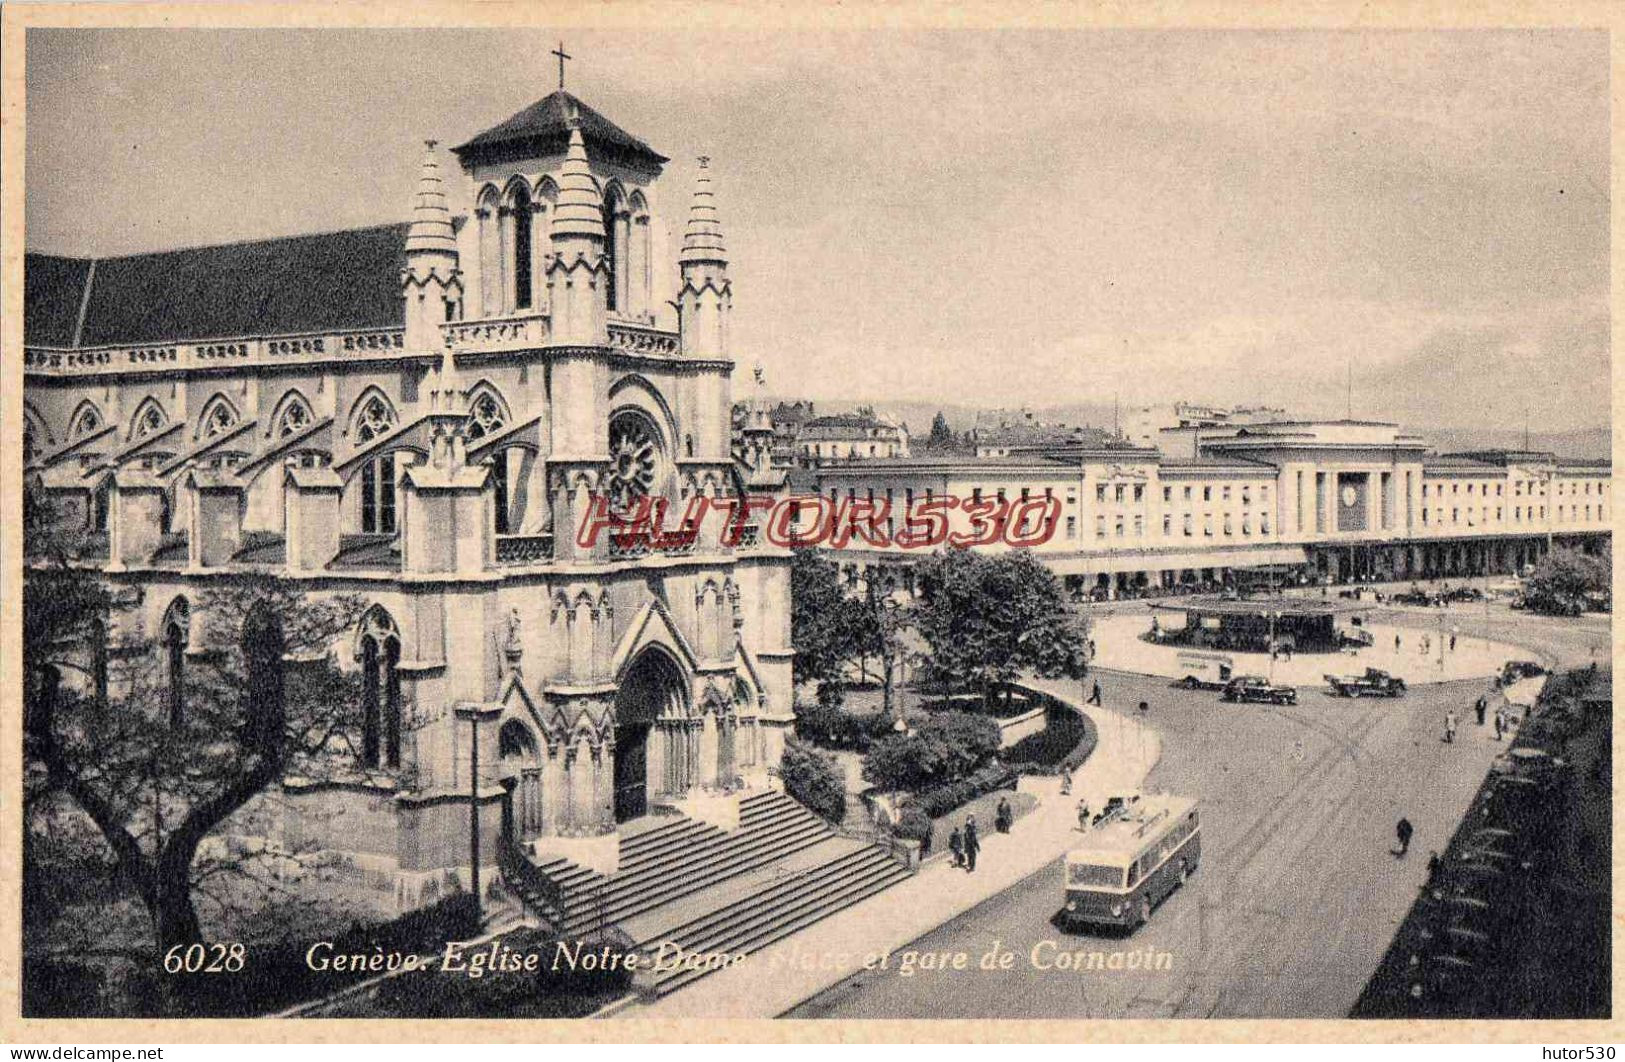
806 420 1611 595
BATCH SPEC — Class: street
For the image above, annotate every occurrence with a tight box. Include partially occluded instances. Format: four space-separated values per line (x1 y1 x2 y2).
784 603 1597 1019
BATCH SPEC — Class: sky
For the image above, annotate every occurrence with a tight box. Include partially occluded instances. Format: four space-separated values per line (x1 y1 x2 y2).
24 28 1610 430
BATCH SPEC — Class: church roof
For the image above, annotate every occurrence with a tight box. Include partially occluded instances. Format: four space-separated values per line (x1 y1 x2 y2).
24 222 434 348
452 90 668 170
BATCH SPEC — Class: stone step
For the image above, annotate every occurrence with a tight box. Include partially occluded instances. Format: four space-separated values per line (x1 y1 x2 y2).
564 805 827 908
642 851 914 997
556 817 834 935
630 844 885 950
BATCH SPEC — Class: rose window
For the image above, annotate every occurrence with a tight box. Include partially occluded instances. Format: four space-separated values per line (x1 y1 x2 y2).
133 404 166 438
354 396 396 442
466 393 506 440
201 402 237 438
277 399 312 438
606 413 662 514
71 407 101 438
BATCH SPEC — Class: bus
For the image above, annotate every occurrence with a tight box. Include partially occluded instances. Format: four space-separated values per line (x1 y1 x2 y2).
1061 793 1201 930
1175 651 1234 690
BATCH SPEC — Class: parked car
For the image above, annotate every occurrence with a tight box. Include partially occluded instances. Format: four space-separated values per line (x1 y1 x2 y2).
1501 660 1546 684
1221 675 1298 706
1324 667 1408 698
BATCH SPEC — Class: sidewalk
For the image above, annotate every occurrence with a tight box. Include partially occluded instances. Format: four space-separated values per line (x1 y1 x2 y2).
620 685 1161 1019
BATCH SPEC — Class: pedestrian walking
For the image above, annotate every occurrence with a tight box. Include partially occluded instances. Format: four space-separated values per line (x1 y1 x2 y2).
1475 695 1488 726
1395 633 1402 652
1059 766 1073 796
1087 680 1103 707
995 797 1013 834
948 826 964 868
1494 707 1506 741
1076 800 1091 832
1449 633 1458 653
1427 851 1442 884
1396 817 1414 857
963 815 981 873
1444 710 1458 744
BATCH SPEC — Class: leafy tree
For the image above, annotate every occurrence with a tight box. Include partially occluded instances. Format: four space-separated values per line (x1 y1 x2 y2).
789 550 907 709
23 489 368 954
1523 547 1609 617
779 737 847 824
911 549 1089 708
789 548 855 704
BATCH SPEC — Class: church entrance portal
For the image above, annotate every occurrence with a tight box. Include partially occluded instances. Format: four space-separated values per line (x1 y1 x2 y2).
613 648 689 823
613 721 650 821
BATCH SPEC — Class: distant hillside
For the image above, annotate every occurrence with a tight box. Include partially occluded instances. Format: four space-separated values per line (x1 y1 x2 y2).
766 395 1610 461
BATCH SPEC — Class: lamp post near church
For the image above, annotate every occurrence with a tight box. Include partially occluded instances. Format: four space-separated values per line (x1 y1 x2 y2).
469 711 481 923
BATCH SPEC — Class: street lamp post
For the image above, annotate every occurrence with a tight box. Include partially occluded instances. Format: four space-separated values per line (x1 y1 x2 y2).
469 712 482 923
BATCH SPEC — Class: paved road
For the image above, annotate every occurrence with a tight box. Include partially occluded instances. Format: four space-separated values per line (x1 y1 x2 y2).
787 668 1516 1019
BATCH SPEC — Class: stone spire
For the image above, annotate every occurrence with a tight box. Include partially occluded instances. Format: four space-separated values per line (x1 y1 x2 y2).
405 139 458 258
676 156 731 361
551 119 606 244
401 139 462 352
678 156 727 266
545 113 610 347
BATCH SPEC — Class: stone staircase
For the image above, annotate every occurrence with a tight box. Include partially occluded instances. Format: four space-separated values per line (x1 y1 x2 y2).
499 790 912 996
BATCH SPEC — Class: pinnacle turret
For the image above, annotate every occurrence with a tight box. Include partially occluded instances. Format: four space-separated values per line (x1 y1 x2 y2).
678 156 727 266
404 140 458 258
400 139 461 352
551 121 606 243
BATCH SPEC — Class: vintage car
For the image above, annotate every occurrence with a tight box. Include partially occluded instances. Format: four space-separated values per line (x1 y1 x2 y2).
1501 660 1547 684
1220 675 1298 706
1324 667 1408 698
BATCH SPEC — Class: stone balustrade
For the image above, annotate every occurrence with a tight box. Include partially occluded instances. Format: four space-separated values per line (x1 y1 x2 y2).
24 327 408 378
25 317 686 379
606 320 681 357
494 534 555 565
440 312 550 353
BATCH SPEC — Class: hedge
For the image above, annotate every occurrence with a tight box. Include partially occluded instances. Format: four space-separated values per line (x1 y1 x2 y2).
1005 696 1098 775
860 711 1002 792
793 703 895 752
907 762 1018 820
780 736 848 824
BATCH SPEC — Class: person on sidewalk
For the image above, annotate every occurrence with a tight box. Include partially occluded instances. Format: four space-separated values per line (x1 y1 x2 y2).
1076 800 1091 832
948 825 964 868
1087 680 1103 707
995 797 1013 834
1395 633 1402 652
1395 817 1414 857
963 815 981 873
1059 766 1073 795
1444 710 1458 744
1494 707 1506 741
1475 695 1488 726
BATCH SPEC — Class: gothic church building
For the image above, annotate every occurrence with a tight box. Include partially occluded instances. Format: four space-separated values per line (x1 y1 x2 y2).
23 87 795 909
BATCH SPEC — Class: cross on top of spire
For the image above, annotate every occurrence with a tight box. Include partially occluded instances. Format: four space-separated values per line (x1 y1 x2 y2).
552 41 572 90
